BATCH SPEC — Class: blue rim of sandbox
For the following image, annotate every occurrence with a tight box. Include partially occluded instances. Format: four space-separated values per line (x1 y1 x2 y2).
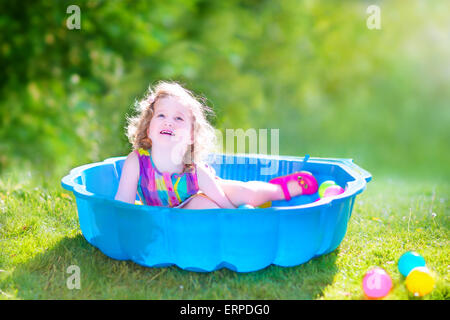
61 153 372 211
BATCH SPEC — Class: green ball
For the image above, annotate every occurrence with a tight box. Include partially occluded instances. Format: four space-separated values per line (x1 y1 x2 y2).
318 180 337 198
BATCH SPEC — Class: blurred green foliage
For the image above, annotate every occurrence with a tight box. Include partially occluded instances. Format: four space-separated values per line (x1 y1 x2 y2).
1 0 449 181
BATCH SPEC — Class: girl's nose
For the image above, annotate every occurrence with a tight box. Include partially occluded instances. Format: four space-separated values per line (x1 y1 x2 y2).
164 120 174 128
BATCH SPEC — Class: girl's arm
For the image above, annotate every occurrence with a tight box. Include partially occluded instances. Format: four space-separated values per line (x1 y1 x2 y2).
196 164 236 209
114 151 140 204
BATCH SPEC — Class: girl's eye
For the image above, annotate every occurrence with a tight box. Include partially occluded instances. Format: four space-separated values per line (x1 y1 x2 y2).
175 116 184 121
157 114 165 118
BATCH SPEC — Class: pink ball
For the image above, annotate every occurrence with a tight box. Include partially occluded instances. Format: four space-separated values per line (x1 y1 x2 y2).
323 185 345 197
362 267 393 299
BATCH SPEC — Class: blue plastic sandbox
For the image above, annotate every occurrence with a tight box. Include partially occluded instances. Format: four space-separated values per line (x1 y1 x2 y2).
61 153 371 272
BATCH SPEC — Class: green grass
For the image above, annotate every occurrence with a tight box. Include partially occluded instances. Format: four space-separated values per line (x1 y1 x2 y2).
0 174 448 300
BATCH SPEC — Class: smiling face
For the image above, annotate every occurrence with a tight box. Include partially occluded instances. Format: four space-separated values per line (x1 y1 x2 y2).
147 96 194 149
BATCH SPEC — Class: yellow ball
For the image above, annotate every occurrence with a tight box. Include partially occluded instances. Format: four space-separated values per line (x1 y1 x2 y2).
405 266 435 297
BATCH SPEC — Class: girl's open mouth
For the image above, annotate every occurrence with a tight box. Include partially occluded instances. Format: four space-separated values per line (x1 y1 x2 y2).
160 129 174 136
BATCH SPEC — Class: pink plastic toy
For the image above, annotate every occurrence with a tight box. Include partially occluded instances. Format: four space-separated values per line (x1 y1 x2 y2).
362 267 393 299
323 184 345 197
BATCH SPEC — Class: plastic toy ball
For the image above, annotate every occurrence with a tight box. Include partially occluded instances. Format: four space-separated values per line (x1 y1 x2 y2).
362 267 393 299
405 266 435 297
398 251 426 277
318 180 337 198
323 185 345 198
239 204 255 209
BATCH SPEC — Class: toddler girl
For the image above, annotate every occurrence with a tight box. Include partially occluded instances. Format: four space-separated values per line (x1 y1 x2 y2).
115 81 318 209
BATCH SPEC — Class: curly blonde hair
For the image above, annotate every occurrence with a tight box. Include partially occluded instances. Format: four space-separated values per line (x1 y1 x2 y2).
126 81 217 166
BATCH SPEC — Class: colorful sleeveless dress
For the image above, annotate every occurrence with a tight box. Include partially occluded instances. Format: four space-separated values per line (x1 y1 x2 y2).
135 148 200 207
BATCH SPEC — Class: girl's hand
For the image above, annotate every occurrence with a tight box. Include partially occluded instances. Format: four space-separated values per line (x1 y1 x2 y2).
115 151 140 204
196 163 236 209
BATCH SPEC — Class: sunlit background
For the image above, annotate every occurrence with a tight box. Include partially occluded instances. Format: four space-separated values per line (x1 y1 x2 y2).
1 0 449 186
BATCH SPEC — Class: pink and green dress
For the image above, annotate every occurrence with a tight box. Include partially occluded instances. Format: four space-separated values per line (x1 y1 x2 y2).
135 148 200 207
